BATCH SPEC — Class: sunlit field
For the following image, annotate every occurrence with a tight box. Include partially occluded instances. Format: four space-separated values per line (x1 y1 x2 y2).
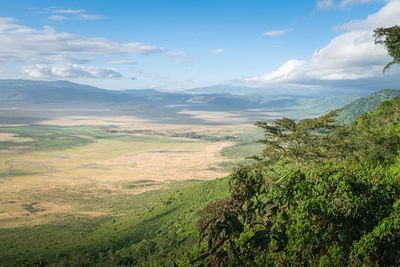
0 115 263 264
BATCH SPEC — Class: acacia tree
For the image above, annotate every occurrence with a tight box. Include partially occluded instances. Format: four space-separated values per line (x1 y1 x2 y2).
374 25 400 73
252 110 344 182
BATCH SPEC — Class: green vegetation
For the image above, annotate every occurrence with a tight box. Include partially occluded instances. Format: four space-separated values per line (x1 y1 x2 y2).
374 25 400 73
0 122 247 266
219 127 263 160
191 96 400 266
0 125 110 151
338 89 400 122
0 178 230 266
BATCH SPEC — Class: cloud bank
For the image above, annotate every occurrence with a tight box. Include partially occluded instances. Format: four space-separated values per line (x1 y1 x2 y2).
21 64 122 79
48 8 104 21
0 17 167 80
0 17 164 62
245 0 400 93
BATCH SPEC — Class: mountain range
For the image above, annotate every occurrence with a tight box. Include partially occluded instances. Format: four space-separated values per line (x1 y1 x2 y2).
0 79 393 125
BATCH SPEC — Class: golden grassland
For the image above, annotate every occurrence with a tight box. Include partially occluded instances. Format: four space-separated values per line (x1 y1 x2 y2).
0 116 258 228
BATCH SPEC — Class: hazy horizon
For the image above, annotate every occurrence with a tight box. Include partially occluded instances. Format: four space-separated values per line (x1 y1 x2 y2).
0 0 399 93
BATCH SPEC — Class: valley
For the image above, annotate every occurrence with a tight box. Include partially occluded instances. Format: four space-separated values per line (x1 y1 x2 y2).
0 80 381 265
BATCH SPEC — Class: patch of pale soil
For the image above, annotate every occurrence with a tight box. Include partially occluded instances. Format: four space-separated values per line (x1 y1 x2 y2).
105 141 233 183
0 124 26 127
0 133 33 142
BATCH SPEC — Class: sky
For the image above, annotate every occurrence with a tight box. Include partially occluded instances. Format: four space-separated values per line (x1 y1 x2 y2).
0 0 399 93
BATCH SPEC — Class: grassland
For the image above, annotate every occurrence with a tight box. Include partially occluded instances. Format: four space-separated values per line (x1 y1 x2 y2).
0 115 262 265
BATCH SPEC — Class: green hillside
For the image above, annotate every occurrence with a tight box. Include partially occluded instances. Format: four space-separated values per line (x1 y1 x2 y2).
338 89 400 122
188 96 400 266
0 178 230 266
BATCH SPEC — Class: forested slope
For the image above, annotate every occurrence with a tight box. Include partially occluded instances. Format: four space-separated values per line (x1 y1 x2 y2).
339 89 400 122
187 96 400 266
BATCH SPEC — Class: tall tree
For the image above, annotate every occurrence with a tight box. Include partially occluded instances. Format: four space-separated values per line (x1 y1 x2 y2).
374 25 400 73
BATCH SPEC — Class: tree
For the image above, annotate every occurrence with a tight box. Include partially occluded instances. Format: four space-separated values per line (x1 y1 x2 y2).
193 97 400 266
195 164 400 266
253 110 342 181
374 25 400 73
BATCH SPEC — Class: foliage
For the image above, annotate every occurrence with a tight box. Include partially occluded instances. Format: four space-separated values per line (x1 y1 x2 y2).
347 96 400 164
338 89 400 123
374 25 400 73
0 178 230 266
195 164 400 266
194 96 400 266
252 111 341 180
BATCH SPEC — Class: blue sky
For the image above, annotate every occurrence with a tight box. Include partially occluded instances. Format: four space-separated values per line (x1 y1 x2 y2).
0 0 399 93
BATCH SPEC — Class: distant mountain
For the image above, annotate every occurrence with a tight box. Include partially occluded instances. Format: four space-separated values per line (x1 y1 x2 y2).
0 79 133 103
282 95 361 120
0 79 362 124
339 89 400 122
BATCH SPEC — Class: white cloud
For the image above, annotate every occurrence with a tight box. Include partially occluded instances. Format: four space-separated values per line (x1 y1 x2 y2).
211 48 224 53
262 28 293 37
48 8 104 21
0 17 164 65
335 0 400 30
317 0 334 9
78 14 104 20
245 0 400 91
21 64 122 79
107 59 137 65
51 9 86 14
247 60 307 83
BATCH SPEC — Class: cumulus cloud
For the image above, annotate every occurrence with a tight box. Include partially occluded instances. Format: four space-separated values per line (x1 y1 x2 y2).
0 17 164 64
48 8 104 21
211 48 224 53
334 0 400 30
245 0 400 92
262 28 293 37
21 64 122 79
51 9 86 14
247 60 307 83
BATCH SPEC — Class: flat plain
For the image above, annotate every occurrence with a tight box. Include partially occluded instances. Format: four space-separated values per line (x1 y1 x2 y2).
0 115 262 230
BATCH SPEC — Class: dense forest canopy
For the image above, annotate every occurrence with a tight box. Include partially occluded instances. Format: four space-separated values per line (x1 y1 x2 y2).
188 26 400 266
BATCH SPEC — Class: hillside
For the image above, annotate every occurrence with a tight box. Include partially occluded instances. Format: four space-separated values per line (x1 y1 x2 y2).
339 89 400 122
188 94 400 266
